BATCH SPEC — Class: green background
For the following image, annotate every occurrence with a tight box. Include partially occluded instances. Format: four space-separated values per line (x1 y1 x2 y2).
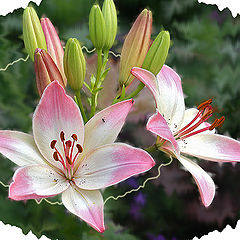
0 0 240 239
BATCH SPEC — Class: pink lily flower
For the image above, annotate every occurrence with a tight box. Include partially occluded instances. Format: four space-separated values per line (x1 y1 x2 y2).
0 81 155 232
131 66 240 207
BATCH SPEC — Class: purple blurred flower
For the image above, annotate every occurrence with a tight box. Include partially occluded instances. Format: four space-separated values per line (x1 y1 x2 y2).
134 192 146 206
129 204 142 221
129 192 147 221
210 10 227 25
146 233 166 240
125 177 139 188
146 233 177 240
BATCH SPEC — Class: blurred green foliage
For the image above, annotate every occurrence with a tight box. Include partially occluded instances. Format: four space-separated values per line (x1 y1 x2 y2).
0 0 240 240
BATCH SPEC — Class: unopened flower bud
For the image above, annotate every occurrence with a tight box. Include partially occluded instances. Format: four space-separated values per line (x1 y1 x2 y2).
63 38 86 91
119 9 152 87
40 18 67 86
102 0 117 50
89 4 106 50
23 7 47 61
142 31 170 75
34 48 65 96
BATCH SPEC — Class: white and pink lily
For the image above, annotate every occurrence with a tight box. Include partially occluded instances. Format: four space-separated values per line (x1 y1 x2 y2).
0 81 155 232
131 65 240 207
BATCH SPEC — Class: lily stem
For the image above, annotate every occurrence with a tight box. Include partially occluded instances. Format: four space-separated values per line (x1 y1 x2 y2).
75 91 88 123
144 144 158 153
125 82 145 99
90 49 103 118
113 82 145 104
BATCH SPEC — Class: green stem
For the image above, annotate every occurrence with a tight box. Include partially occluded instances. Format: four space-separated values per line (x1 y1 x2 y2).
102 51 109 68
112 82 145 104
125 82 145 99
90 49 103 117
90 94 97 118
144 144 158 153
75 91 88 123
94 49 103 88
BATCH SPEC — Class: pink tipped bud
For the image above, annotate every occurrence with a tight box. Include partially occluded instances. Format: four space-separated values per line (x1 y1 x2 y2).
119 9 152 87
40 18 67 86
34 48 65 96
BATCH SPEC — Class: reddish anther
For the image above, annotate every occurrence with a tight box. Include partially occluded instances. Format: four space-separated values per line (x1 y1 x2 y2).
201 109 213 121
209 116 225 130
218 116 225 127
66 140 72 148
209 119 219 131
50 132 83 174
197 99 213 111
50 140 57 149
66 156 72 165
53 151 59 161
60 131 65 141
76 144 83 153
176 98 225 140
71 134 78 141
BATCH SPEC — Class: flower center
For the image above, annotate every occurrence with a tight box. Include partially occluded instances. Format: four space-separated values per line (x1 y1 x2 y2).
174 99 225 140
50 131 83 180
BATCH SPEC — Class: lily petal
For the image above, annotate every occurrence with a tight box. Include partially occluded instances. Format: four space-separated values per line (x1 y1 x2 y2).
131 66 185 132
156 65 185 132
178 155 215 207
147 111 180 155
74 143 155 190
83 100 133 154
62 187 104 232
33 81 84 168
131 67 160 106
179 134 240 162
9 164 69 200
0 131 45 166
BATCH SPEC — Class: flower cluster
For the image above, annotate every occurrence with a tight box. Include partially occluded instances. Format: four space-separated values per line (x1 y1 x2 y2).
0 0 240 234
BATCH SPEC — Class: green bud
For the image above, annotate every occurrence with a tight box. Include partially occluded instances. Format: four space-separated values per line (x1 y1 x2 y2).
89 4 106 50
23 7 47 61
64 38 86 91
142 30 170 75
102 0 117 50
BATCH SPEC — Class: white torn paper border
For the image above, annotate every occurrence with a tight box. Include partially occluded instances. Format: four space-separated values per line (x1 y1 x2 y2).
198 0 240 18
0 0 42 16
0 0 239 239
192 220 240 240
0 221 51 239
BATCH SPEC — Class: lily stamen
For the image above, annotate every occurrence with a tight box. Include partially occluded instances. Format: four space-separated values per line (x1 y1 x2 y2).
53 151 59 161
60 131 65 141
174 111 202 136
66 156 72 165
175 111 212 139
180 116 225 140
217 116 225 127
197 98 212 111
209 116 225 131
65 140 72 158
72 144 83 165
70 134 77 160
174 99 223 140
179 126 210 140
50 132 83 179
50 140 66 169
174 99 212 136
